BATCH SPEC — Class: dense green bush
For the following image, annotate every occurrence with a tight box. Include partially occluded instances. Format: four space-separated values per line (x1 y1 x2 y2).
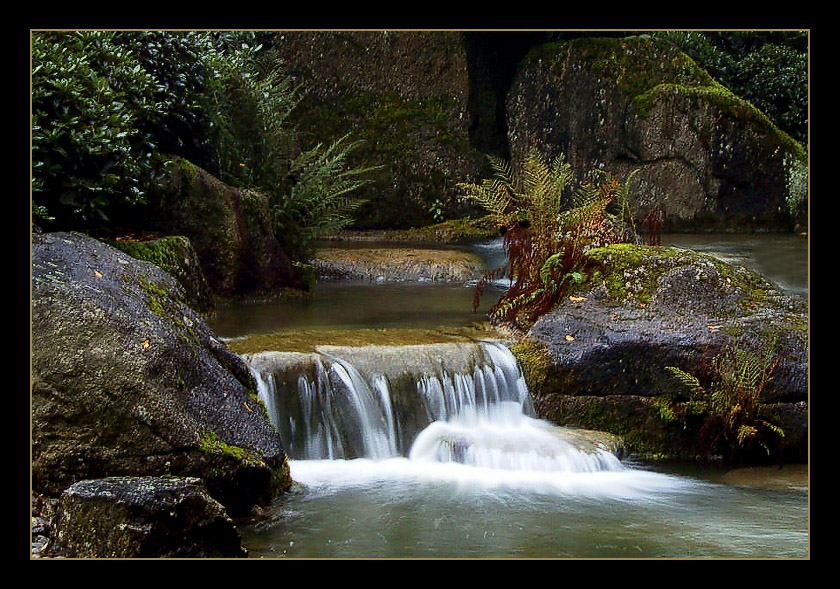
32 31 374 263
32 31 166 226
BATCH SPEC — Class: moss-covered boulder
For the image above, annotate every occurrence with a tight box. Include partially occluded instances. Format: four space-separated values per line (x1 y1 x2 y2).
46 476 247 558
513 244 808 462
506 36 808 232
147 158 305 297
32 232 292 516
108 235 214 316
270 31 488 229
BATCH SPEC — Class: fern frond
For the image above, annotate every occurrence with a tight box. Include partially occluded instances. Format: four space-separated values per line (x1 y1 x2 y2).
665 366 707 399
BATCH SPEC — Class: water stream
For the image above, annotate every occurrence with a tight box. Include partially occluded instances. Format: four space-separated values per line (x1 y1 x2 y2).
219 234 808 559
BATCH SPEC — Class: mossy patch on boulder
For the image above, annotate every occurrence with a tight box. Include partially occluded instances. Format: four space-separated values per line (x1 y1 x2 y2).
507 35 808 232
514 243 807 462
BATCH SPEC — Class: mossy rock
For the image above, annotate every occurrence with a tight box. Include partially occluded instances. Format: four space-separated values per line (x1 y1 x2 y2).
514 244 807 461
508 35 807 232
108 235 214 316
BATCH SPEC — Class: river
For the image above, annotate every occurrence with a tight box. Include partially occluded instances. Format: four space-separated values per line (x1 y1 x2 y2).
209 234 809 559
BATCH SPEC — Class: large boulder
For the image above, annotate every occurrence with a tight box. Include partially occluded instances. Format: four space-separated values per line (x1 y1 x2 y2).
270 31 488 228
147 158 305 297
46 476 247 558
506 36 808 232
31 232 292 516
512 244 808 462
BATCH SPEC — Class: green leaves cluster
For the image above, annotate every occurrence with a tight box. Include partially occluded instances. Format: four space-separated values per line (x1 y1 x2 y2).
32 31 374 265
459 150 637 326
665 340 785 464
204 45 377 263
32 31 163 225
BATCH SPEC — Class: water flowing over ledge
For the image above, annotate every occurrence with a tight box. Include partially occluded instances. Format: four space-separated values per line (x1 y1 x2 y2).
243 341 628 478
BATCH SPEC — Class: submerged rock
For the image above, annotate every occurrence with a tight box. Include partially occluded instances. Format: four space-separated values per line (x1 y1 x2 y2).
32 232 291 516
47 476 247 558
311 247 485 282
513 244 808 461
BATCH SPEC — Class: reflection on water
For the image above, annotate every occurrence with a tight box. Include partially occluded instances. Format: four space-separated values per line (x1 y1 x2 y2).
209 281 504 339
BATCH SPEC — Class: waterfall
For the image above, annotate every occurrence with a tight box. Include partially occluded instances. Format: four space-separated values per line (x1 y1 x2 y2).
245 341 624 472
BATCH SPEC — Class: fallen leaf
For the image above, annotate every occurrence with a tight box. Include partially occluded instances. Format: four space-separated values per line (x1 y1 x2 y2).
569 296 586 302
708 325 722 331
244 401 252 412
142 339 150 349
565 335 575 342
94 270 103 278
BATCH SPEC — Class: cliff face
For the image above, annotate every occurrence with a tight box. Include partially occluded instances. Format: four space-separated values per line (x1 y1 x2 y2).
271 32 806 233
506 36 807 232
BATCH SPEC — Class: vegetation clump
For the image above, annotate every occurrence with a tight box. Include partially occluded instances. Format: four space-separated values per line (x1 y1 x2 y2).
458 149 638 328
664 340 786 464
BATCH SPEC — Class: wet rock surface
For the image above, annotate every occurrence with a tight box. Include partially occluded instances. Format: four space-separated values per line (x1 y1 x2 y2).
31 232 291 517
45 476 247 558
517 244 808 461
311 247 485 283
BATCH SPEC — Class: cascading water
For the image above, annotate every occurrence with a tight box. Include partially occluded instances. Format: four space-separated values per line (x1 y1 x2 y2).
245 341 624 473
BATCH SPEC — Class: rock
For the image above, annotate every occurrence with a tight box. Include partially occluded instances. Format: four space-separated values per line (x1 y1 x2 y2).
513 244 808 461
506 36 808 232
311 247 485 282
46 477 247 558
32 232 291 516
271 31 487 228
107 235 215 316
147 158 305 297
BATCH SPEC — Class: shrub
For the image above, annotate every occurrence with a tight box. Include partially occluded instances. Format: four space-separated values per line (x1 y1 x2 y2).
458 150 638 327
32 31 164 226
205 44 378 263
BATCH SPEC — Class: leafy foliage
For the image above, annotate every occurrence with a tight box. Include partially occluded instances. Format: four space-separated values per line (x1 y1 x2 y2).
32 31 374 265
32 31 164 226
31 30 255 228
665 340 785 464
459 150 637 327
650 31 808 144
205 45 377 263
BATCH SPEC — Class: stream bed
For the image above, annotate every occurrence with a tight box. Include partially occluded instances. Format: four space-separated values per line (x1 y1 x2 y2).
210 234 809 559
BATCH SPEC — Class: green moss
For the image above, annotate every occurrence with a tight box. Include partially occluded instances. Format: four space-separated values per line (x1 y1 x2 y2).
179 158 198 182
110 236 192 284
136 275 198 344
199 430 265 466
523 36 806 165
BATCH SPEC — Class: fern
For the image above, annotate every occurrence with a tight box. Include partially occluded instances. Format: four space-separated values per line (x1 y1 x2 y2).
664 340 785 464
460 150 638 326
206 46 377 264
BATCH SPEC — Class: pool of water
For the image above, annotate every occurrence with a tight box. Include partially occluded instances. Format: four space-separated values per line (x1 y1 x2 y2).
240 460 808 559
209 234 808 338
